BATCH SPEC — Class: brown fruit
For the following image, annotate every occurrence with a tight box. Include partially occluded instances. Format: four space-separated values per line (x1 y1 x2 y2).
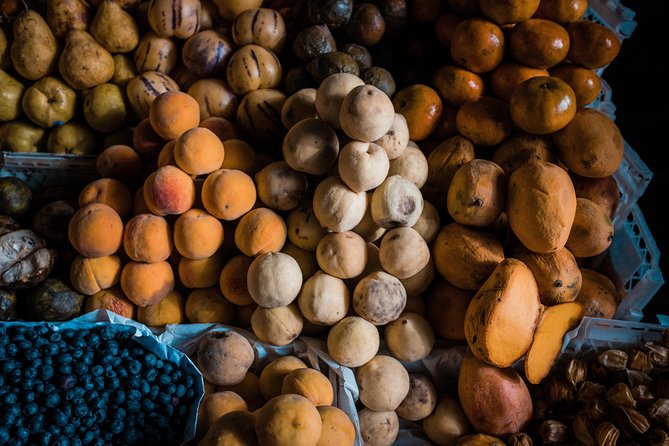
392 83 443 141
533 0 588 24
508 18 570 69
456 96 513 147
550 62 602 107
567 20 621 69
432 64 484 106
479 0 540 25
509 76 577 135
489 61 548 102
450 17 505 73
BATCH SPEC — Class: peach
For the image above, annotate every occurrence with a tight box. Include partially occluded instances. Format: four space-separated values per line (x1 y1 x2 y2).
68 203 124 258
234 207 287 257
218 371 266 411
84 285 137 320
96 144 143 184
143 165 195 215
219 255 255 306
259 355 309 401
123 213 173 263
173 127 226 175
178 250 226 289
120 260 175 307
132 117 167 161
200 116 239 141
185 287 235 324
255 394 322 446
196 391 248 440
201 168 257 220
316 406 356 446
157 139 177 167
137 289 186 327
281 368 334 406
78 178 133 219
70 254 122 296
173 208 225 260
220 139 262 175
149 90 201 140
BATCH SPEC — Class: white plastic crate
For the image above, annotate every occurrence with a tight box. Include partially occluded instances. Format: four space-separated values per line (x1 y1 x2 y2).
561 316 665 362
585 204 664 321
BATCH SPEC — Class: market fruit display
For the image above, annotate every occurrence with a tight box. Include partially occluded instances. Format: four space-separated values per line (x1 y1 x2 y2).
0 0 648 444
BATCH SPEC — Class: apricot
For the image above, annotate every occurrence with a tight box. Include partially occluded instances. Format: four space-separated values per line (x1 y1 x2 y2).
255 394 322 446
281 368 334 406
84 286 137 320
234 207 287 257
219 371 265 411
489 61 549 102
157 139 177 167
68 203 124 258
149 90 201 140
258 355 308 400
123 213 173 263
137 289 186 327
316 406 355 446
200 116 239 141
173 127 226 175
120 260 175 307
198 410 259 446
201 169 257 221
178 250 226 289
95 144 143 184
185 287 235 324
70 254 122 296
78 178 133 219
220 139 262 175
173 208 224 260
219 255 255 306
143 165 195 216
196 391 248 440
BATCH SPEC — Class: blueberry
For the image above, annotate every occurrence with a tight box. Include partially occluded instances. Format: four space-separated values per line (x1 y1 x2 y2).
112 390 126 405
44 392 60 408
143 353 157 367
184 375 194 388
5 344 18 357
33 381 44 394
141 400 155 412
82 431 96 444
59 363 72 375
165 405 174 417
53 410 69 426
2 392 17 405
34 337 48 348
48 332 62 342
94 438 105 446
92 397 106 411
85 389 99 401
35 431 51 446
119 348 130 359
72 336 86 350
71 438 83 446
28 413 44 432
25 348 39 361
126 400 141 413
16 427 29 439
1 359 15 374
45 343 60 356
15 339 31 350
59 374 77 390
110 419 124 435
23 402 38 416
99 326 115 341
149 385 160 400
0 376 4 387
86 332 99 346
106 376 120 390
61 328 75 339
128 360 141 375
44 383 56 394
71 349 83 360
127 375 141 389
185 388 195 399
74 405 88 418
74 363 89 376
111 357 122 368
140 381 151 395
162 362 174 374
170 370 183 382
112 407 126 420
157 392 171 406
81 415 95 429
155 359 164 369
165 383 176 395
175 384 186 397
103 340 119 355
123 427 140 444
62 423 76 436
93 408 107 423
158 374 171 386
128 389 141 401
90 365 104 376
118 369 128 380
21 378 35 390
93 376 105 389
22 391 36 403
55 436 69 446
82 352 94 366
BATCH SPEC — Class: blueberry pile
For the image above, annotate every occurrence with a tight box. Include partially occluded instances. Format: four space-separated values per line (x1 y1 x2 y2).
0 323 200 446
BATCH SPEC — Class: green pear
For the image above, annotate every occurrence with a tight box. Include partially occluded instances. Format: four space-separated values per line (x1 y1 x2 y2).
58 29 115 90
112 54 137 89
90 0 140 54
21 76 77 128
0 120 47 152
83 82 129 133
0 70 25 122
10 10 60 81
47 122 98 155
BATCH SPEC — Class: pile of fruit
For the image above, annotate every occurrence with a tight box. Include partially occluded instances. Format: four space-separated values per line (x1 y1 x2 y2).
0 0 645 444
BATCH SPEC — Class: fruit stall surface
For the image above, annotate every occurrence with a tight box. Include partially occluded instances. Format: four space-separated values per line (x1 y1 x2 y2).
0 0 668 445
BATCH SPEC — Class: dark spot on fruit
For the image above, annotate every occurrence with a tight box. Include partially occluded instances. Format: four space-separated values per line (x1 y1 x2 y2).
554 279 563 288
472 335 477 343
398 197 415 215
389 233 400 241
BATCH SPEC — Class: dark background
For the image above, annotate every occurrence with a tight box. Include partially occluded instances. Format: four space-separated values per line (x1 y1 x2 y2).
604 2 669 323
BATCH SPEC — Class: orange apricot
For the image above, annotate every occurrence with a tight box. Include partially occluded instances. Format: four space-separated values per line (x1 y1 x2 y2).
185 287 235 324
201 168 257 220
143 165 195 215
219 254 255 306
69 254 122 296
85 286 137 320
149 90 201 140
173 126 226 175
96 144 143 184
173 208 225 260
123 213 173 263
137 289 186 327
68 203 124 258
78 178 133 219
178 250 226 289
120 260 175 307
234 207 287 257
